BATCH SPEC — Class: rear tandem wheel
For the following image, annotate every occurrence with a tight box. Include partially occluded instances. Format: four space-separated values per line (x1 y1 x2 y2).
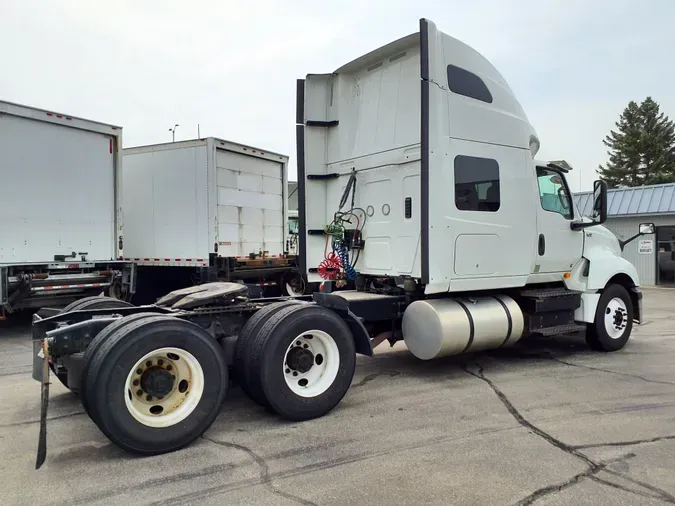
82 316 228 455
246 304 357 421
232 299 307 406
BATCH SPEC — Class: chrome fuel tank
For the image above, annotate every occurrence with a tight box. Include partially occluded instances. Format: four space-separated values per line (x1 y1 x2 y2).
402 295 524 360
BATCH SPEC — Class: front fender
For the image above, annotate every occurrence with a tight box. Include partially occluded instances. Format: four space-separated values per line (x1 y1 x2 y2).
586 251 640 291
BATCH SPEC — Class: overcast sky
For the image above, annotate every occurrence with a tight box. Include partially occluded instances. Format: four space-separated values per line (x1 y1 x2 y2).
2 0 673 192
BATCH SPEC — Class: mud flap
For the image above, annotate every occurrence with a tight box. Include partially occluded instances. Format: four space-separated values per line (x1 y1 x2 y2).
35 339 50 470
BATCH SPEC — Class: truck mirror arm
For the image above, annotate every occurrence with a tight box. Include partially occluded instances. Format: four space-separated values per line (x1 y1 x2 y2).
618 231 648 252
570 221 595 231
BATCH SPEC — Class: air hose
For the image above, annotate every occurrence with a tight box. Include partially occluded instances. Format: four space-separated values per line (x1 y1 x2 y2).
335 243 357 281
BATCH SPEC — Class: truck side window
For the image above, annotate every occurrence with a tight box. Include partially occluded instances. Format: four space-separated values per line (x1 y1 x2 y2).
454 155 500 212
536 167 573 219
447 65 493 104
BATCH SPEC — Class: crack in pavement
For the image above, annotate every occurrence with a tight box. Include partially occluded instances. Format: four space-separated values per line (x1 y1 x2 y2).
0 410 84 429
351 369 400 388
600 467 675 503
572 434 675 450
463 362 675 505
542 353 675 386
493 349 675 386
172 425 522 505
202 435 317 506
463 363 595 466
514 453 637 506
0 367 32 377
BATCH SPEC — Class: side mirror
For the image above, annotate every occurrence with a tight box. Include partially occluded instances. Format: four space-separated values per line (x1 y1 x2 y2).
618 221 656 251
591 179 608 224
639 223 655 235
570 179 608 231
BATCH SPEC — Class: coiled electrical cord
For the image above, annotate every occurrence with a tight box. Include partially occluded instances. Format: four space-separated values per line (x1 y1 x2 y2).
317 168 366 281
317 251 342 280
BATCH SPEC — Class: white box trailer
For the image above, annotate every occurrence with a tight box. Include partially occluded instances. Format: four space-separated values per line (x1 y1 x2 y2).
0 100 134 317
122 139 308 299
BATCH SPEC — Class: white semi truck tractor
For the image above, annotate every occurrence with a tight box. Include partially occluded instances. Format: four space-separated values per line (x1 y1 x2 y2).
31 18 654 466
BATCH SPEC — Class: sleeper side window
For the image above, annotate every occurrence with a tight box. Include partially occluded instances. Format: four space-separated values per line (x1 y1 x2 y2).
536 167 573 219
454 155 500 212
447 65 493 103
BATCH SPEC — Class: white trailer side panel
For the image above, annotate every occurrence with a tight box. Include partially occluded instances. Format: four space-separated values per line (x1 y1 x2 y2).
0 112 117 264
215 148 285 257
122 143 210 262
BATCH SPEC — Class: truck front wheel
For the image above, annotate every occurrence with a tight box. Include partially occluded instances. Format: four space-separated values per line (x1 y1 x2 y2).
586 284 633 352
84 317 228 455
250 305 356 421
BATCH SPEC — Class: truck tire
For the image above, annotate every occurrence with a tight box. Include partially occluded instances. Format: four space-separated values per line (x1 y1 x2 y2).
80 312 164 421
85 317 228 455
233 300 305 405
249 304 356 421
52 296 134 392
61 295 133 313
282 272 307 297
586 284 633 352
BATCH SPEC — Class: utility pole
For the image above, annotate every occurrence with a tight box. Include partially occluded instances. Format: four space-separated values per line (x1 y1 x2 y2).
169 124 179 142
198 124 200 138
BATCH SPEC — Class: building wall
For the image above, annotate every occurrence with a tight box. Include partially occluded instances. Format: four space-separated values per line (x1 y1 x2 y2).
288 181 298 212
602 214 675 285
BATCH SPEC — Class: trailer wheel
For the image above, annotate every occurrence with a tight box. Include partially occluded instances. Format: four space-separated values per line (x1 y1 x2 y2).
80 312 165 421
85 317 228 455
283 273 306 297
586 284 633 352
233 300 306 405
51 296 134 392
250 304 356 421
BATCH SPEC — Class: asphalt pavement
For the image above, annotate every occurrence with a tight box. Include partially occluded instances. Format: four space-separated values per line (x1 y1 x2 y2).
1 287 674 505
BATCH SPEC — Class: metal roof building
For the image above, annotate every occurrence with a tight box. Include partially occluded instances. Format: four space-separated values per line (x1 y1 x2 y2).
573 183 675 286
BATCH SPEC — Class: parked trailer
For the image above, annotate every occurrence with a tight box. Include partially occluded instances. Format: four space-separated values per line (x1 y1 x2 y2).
287 209 299 256
121 138 309 301
31 18 653 467
0 100 134 318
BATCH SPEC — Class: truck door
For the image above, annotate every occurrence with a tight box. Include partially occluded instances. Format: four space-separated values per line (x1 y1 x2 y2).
534 166 583 273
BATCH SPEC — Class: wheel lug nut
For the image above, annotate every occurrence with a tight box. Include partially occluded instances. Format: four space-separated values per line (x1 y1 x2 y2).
166 365 172 371
146 395 152 401
136 369 143 375
146 361 152 367
158 359 164 366
285 368 291 374
133 379 140 386
136 389 143 396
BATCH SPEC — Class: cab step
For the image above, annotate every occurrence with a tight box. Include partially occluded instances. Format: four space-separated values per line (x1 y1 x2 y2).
531 323 587 336
516 287 582 314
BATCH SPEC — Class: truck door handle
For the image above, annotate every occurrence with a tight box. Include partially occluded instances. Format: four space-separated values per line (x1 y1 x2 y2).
538 234 545 255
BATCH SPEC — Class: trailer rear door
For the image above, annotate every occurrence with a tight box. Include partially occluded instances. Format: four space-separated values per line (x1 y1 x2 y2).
0 113 116 264
216 149 285 257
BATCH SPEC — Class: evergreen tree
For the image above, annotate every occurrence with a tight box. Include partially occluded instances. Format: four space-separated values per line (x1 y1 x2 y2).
598 97 675 188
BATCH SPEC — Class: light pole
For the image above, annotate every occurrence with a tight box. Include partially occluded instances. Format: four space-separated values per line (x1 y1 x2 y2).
169 124 179 142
